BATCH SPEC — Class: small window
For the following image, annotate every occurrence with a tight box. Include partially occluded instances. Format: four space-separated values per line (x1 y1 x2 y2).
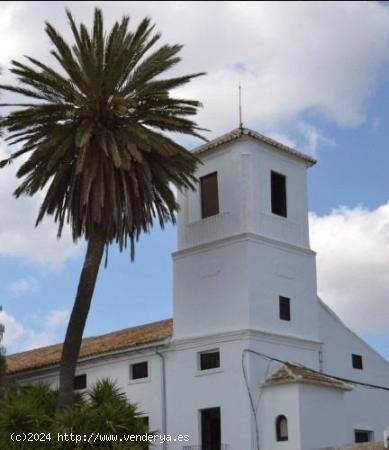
279 296 291 321
276 415 288 441
73 374 87 390
141 416 149 427
201 172 219 218
131 361 148 380
271 171 287 217
200 350 220 371
352 354 363 370
140 416 149 429
355 430 373 443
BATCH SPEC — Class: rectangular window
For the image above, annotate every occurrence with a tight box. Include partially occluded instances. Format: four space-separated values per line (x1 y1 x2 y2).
200 350 220 371
73 374 87 390
271 171 287 217
279 296 291 321
352 354 363 370
201 172 219 218
354 430 373 443
131 361 148 380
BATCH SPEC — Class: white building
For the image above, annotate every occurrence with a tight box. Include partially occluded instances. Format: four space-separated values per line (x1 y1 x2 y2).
7 128 389 450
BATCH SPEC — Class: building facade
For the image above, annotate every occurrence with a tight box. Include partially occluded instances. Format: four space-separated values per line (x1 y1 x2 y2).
7 128 389 450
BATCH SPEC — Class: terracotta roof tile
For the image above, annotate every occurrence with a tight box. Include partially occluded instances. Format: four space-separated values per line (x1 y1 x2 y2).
265 363 353 391
193 128 317 166
6 319 173 375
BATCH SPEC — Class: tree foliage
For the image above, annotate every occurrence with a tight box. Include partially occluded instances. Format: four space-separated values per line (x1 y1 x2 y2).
0 8 205 258
0 379 150 449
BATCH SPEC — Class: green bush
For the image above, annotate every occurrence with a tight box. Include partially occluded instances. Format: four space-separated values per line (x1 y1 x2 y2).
0 379 151 449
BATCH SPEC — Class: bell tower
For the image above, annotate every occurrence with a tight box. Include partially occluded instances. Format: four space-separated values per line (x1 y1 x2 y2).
172 128 319 341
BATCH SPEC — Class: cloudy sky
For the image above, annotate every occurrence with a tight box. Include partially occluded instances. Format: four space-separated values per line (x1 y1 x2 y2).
1 1 389 358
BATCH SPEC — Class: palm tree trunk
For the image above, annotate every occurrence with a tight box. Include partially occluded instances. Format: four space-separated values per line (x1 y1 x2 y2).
56 230 106 411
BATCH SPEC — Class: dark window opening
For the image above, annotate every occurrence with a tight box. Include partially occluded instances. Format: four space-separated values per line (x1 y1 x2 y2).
276 415 288 442
355 430 373 443
200 351 220 371
131 361 148 380
73 374 87 390
140 416 149 429
279 296 291 321
201 172 219 219
140 417 149 449
201 407 221 450
271 171 287 217
352 354 363 370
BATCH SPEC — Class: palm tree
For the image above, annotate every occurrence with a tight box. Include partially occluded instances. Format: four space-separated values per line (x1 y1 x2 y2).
0 8 204 411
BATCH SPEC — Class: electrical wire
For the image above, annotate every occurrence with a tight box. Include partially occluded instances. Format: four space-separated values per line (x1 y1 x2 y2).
241 350 260 450
245 348 389 392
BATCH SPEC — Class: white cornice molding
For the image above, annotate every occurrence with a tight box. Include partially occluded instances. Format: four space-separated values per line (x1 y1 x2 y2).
172 231 315 259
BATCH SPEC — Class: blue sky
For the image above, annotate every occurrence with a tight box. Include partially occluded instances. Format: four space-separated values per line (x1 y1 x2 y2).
0 1 389 359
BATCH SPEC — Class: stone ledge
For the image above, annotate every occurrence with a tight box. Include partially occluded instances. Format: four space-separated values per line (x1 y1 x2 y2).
314 443 384 450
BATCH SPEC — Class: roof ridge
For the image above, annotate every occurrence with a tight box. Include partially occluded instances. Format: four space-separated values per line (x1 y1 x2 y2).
266 362 353 391
192 127 317 166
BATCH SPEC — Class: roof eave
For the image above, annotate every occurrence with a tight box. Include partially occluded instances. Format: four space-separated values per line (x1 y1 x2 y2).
264 378 353 392
193 128 317 167
7 336 172 377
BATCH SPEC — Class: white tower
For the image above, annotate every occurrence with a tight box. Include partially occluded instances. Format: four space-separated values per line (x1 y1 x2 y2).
173 128 319 341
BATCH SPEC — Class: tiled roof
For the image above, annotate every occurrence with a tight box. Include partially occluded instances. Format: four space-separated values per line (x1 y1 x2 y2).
265 363 353 391
193 127 317 166
6 319 173 375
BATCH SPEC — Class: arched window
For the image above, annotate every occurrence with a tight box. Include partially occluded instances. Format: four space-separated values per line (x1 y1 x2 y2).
276 415 288 441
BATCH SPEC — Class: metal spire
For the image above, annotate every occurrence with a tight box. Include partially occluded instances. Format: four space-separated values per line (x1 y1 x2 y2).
239 83 243 129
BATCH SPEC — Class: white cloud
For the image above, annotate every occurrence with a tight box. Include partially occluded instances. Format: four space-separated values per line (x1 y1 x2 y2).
8 276 38 297
0 2 25 67
0 145 81 267
298 123 335 157
268 123 335 158
1 2 389 134
0 309 25 350
310 203 389 334
45 309 69 329
170 1 389 133
0 307 69 353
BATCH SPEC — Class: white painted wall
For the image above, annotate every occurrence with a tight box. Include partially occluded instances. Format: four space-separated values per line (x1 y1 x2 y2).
299 383 349 450
247 238 319 340
173 237 251 339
